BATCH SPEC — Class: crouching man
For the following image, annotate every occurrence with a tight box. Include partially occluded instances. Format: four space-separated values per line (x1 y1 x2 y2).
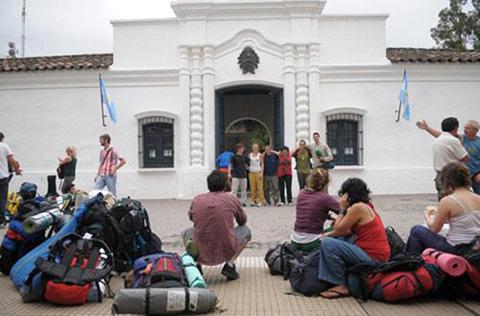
182 170 252 281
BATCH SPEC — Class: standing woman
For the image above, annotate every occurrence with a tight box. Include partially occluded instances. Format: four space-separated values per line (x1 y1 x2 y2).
278 146 293 206
292 139 312 190
248 144 266 207
58 146 77 194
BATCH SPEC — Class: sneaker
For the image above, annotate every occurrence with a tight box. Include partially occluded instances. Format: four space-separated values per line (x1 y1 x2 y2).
256 203 262 207
241 203 247 207
288 202 294 206
250 203 256 207
277 202 284 207
221 263 239 281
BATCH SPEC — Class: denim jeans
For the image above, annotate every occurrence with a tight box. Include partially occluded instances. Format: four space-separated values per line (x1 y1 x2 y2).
318 237 376 286
95 175 117 197
405 225 457 255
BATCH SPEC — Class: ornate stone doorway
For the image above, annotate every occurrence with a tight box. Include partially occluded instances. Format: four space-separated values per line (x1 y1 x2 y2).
215 85 284 157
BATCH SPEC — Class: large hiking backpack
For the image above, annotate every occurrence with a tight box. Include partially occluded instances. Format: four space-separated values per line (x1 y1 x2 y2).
131 253 188 289
19 182 37 200
347 254 444 302
289 249 333 296
75 198 130 272
265 242 303 279
0 219 46 275
110 198 162 263
35 233 114 305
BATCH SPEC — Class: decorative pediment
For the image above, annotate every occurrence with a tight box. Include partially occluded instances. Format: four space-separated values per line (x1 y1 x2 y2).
213 29 283 59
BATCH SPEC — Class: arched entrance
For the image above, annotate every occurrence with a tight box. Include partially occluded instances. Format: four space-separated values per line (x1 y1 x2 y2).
215 85 284 157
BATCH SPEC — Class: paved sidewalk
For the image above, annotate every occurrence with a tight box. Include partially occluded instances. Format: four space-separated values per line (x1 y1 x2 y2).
0 195 479 315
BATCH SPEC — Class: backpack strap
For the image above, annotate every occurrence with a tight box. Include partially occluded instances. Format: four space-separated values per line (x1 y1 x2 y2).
184 287 190 313
145 287 151 315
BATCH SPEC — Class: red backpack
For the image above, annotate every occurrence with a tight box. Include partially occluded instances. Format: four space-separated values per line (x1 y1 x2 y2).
131 252 188 289
348 254 444 302
35 233 114 305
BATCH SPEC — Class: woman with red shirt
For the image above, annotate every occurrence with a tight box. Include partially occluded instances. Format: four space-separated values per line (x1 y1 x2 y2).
318 178 390 299
277 146 293 206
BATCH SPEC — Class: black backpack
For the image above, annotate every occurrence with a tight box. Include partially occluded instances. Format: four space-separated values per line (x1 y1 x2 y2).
385 226 406 260
264 242 303 279
289 249 333 296
76 199 130 273
110 198 162 263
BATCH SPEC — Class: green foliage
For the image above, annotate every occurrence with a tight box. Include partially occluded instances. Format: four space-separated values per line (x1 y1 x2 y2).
431 0 480 49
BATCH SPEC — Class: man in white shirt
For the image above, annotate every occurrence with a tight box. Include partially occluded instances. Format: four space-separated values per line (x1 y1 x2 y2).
429 118 468 200
0 132 22 227
308 132 334 169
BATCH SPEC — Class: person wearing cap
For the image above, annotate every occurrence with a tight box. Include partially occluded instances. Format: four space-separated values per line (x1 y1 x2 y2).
0 132 22 228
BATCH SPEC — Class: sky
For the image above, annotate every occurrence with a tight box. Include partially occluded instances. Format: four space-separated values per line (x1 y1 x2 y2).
0 0 471 57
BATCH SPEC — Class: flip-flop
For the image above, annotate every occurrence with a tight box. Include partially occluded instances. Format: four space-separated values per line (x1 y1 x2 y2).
319 289 350 300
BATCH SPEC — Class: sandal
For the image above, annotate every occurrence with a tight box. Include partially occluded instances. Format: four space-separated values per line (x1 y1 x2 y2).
319 289 350 300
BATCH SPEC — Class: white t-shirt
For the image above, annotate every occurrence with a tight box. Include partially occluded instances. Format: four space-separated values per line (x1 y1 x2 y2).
0 142 13 179
432 132 468 172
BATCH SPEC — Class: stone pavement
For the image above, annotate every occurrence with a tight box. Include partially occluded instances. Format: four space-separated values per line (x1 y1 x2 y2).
0 194 479 315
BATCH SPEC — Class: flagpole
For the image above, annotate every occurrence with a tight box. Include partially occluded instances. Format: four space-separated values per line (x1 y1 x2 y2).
99 73 106 127
395 101 402 122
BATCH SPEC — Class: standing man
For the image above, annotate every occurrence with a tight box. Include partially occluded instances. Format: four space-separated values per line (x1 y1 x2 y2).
292 139 312 190
308 132 334 169
263 145 280 206
228 143 250 207
94 134 126 197
416 117 468 199
417 119 480 194
0 132 22 228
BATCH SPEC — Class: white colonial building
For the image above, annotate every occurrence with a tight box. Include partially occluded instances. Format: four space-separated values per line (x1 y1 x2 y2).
1 0 480 199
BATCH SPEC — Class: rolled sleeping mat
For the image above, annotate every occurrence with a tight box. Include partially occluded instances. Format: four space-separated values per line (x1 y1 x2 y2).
23 208 64 234
181 253 207 288
112 287 218 315
422 248 468 277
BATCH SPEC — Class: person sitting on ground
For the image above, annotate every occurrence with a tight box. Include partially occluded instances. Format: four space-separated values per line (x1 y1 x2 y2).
182 170 252 281
406 162 480 255
317 178 390 299
290 169 341 252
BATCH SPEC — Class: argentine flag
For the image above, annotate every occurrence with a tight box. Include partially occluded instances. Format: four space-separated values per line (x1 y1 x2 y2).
100 76 117 124
399 69 411 121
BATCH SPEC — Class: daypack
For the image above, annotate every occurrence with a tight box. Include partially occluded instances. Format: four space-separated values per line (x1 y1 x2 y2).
385 226 406 260
75 199 129 272
347 254 444 302
0 219 46 275
289 249 332 296
35 233 114 305
131 253 188 289
110 198 162 265
19 182 37 200
264 242 302 279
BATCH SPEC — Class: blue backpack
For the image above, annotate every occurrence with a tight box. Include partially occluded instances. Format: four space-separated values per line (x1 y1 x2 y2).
216 151 234 169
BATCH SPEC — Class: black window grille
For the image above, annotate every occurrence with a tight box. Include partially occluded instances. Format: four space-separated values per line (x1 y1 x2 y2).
138 116 174 168
326 113 363 166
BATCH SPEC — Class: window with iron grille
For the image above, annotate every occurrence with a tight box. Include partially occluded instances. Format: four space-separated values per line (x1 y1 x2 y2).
138 116 174 168
326 113 363 166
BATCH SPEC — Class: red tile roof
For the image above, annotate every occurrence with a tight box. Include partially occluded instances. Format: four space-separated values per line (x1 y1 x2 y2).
1 48 479 72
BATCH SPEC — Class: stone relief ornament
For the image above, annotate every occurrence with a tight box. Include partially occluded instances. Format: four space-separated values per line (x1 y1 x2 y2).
238 47 259 74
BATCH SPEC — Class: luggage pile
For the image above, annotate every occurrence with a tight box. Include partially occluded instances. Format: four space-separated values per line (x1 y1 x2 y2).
265 226 480 301
3 185 219 314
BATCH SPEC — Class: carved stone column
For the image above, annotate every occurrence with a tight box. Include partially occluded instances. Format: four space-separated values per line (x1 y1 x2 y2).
202 46 215 168
283 44 297 148
178 46 191 168
295 45 310 142
189 47 204 166
308 44 321 136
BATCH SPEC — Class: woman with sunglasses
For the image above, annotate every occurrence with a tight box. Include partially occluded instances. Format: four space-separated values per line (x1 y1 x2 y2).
317 178 390 299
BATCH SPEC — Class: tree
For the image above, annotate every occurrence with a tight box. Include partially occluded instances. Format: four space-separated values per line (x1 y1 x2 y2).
431 0 471 49
471 0 480 48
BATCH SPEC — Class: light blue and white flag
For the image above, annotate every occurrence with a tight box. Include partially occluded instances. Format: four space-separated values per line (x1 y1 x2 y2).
99 75 117 124
399 69 411 121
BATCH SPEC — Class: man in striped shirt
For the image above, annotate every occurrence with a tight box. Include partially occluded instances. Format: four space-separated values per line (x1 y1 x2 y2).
94 134 126 197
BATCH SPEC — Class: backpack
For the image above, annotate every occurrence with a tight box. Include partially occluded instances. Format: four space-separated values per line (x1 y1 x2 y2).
264 242 302 279
0 219 46 275
347 254 444 302
130 253 188 289
7 192 21 217
19 182 38 200
110 198 162 264
289 249 333 296
75 199 130 272
385 226 406 260
35 233 114 305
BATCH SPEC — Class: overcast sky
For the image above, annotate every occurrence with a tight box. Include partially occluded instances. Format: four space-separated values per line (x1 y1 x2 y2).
0 0 469 57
